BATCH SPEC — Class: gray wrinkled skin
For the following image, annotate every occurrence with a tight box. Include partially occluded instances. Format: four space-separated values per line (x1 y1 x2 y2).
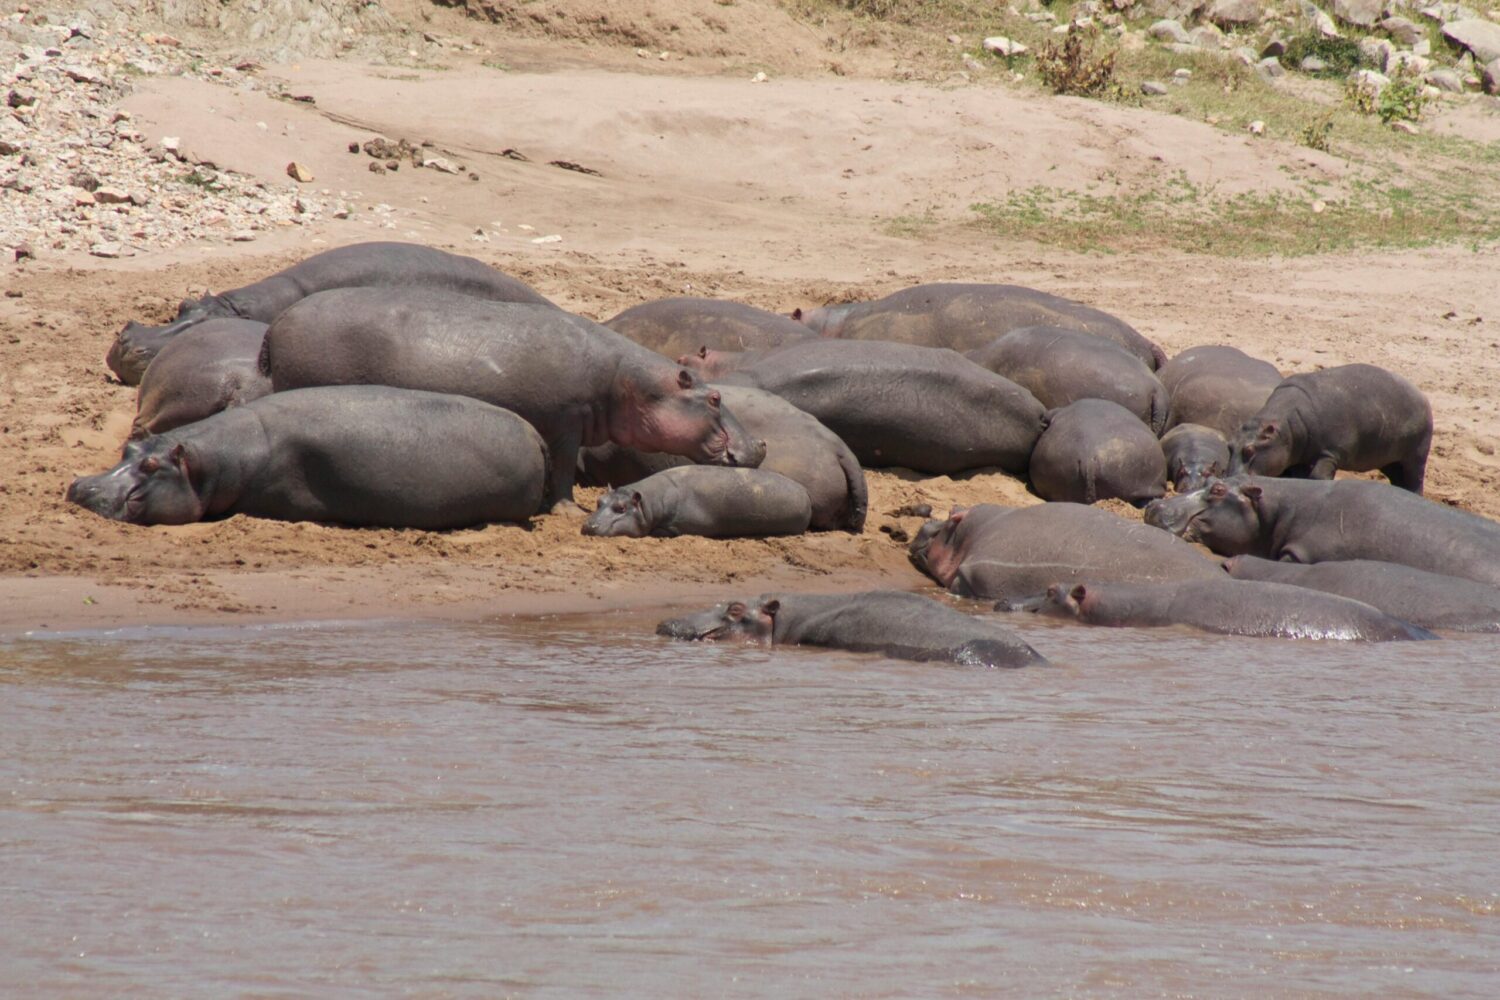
656 590 1048 669
581 467 812 539
67 386 548 529
1157 345 1282 438
1028 399 1167 506
131 318 271 438
604 297 815 359
106 241 552 385
1159 423 1231 494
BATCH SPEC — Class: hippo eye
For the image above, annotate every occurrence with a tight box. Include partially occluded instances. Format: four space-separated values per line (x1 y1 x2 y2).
612 502 626 514
708 391 721 408
139 456 161 473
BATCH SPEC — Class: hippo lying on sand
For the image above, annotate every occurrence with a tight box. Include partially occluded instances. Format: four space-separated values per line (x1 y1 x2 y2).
1028 399 1167 506
67 386 547 529
582 467 811 539
604 297 815 359
1019 578 1436 642
1160 423 1231 494
108 241 553 385
1157 345 1281 438
1144 477 1500 587
131 318 270 438
656 590 1048 669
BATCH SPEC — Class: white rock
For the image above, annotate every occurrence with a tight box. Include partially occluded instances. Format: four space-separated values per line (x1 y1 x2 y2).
1443 19 1500 64
1248 119 1266 133
531 234 562 244
982 36 1029 56
1148 18 1193 43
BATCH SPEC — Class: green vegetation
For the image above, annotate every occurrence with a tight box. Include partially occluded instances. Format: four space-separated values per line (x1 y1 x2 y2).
1035 24 1118 98
1280 35 1363 79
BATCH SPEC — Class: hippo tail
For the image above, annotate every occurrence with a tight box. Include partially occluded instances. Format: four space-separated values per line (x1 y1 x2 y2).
255 330 274 380
839 448 869 533
1149 339 1169 371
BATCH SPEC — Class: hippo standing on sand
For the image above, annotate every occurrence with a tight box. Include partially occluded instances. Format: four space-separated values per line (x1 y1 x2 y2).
578 384 867 532
259 288 759 510
1028 400 1168 506
1231 363 1432 492
1144 477 1500 587
1020 578 1435 641
582 467 812 539
909 502 1220 600
718 339 1044 476
130 318 271 439
107 241 553 385
67 386 548 529
604 297 816 359
794 283 1166 370
1157 345 1282 438
1159 423 1232 494
1224 555 1500 633
656 590 1048 669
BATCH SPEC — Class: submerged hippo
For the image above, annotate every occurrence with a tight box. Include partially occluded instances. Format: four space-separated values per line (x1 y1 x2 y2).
578 384 867 532
107 241 553 385
67 386 547 529
794 283 1165 370
1159 423 1231 494
260 287 759 509
719 339 1044 476
604 297 815 359
1021 578 1436 641
1028 399 1167 506
966 326 1170 434
656 590 1048 669
1144 477 1500 588
582 467 811 539
1231 363 1432 492
909 502 1220 601
130 318 271 438
1224 555 1500 633
1157 345 1282 438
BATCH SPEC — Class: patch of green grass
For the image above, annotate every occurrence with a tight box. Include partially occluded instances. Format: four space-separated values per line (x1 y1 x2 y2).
177 171 221 190
882 211 941 238
1281 35 1363 78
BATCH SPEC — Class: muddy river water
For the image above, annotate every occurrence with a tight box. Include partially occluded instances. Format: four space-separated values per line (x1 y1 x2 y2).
2 605 1497 997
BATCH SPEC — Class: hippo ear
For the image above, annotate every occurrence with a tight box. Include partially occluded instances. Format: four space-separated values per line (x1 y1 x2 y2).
1208 481 1229 500
761 599 781 618
791 308 804 321
1242 484 1263 506
697 345 709 360
949 507 968 524
1070 584 1087 603
168 443 187 466
677 368 695 390
631 491 643 508
708 390 721 409
1256 421 1278 442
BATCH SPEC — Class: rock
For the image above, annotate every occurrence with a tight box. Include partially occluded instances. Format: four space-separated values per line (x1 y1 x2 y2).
1173 67 1194 79
93 187 136 204
7 89 37 108
531 234 562 244
1444 19 1500 64
1189 23 1226 47
419 155 461 174
1261 36 1287 57
1332 0 1385 25
1391 120 1420 133
1207 0 1265 26
88 241 125 257
1301 2 1342 37
286 161 314 182
1233 46 1258 65
947 34 962 44
1388 51 1431 73
1142 79 1171 94
1248 119 1266 133
1301 55 1329 72
1427 67 1466 90
1145 0 1206 18
1350 68 1392 94
750 71 767 83
368 161 386 173
1414 38 1432 56
1360 37 1396 72
0 140 20 156
982 36 1028 56
230 230 257 242
1149 19 1193 43
61 64 105 84
1381 16 1425 44
74 191 96 206
962 55 984 72
69 169 100 191
1482 57 1500 93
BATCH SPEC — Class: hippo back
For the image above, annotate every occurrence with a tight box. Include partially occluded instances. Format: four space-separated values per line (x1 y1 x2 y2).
604 297 815 359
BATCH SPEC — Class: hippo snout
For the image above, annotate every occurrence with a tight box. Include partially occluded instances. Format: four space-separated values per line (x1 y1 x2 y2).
66 474 119 519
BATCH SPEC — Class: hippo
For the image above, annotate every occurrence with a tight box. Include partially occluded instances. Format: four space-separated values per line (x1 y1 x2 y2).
582 467 812 539
1157 345 1282 438
259 287 759 510
1230 363 1432 492
130 318 271 439
1159 423 1231 494
604 297 816 359
66 386 547 529
1028 399 1167 506
1020 578 1436 642
718 339 1044 476
677 344 759 381
794 283 1166 370
656 590 1048 669
107 241 553 385
965 326 1170 434
1143 477 1500 588
909 502 1221 601
578 385 867 532
1224 554 1500 633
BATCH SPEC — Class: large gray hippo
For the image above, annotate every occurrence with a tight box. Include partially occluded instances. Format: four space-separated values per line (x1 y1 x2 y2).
1157 345 1281 438
909 502 1220 600
67 386 547 529
656 590 1048 669
578 384 867 532
1230 364 1432 492
604 297 815 359
1028 400 1167 506
582 467 811 539
1020 578 1435 641
794 283 1166 370
718 339 1044 475
260 288 759 509
107 241 553 385
1224 555 1500 633
1144 477 1500 587
130 318 271 439
1159 423 1232 494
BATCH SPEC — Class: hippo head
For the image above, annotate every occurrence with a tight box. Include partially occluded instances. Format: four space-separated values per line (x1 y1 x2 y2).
615 366 765 468
581 488 650 538
655 598 777 644
907 507 969 587
66 437 205 524
1014 583 1090 620
676 345 750 381
1232 418 1292 477
1173 455 1228 494
1143 478 1265 556
105 300 219 385
791 303 854 338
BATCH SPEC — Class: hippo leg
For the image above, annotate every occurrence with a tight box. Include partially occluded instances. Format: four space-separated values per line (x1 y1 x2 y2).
1308 456 1339 480
1382 459 1425 493
545 427 587 514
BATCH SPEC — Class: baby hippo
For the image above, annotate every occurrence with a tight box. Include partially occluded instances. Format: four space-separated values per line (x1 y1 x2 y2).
1159 423 1231 494
1029 399 1167 506
582 466 811 539
131 318 271 438
1019 578 1435 641
656 590 1048 668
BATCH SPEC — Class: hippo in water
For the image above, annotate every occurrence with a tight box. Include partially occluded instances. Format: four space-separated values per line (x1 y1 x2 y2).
1230 363 1432 492
604 297 816 359
107 241 553 385
909 502 1220 601
656 590 1048 669
1159 423 1232 494
1157 345 1281 438
794 283 1166 370
1223 555 1500 633
130 318 271 439
1019 578 1436 642
582 467 812 539
1143 477 1500 588
67 386 547 529
259 287 759 510
1027 400 1167 506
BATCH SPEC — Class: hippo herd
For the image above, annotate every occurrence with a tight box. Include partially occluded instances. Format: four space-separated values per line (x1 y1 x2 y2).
69 239 1500 666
